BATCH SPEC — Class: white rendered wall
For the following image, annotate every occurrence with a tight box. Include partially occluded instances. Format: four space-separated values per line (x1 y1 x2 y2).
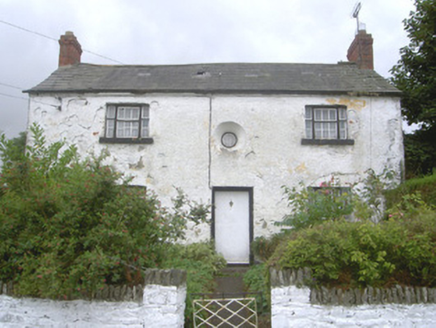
27 93 404 242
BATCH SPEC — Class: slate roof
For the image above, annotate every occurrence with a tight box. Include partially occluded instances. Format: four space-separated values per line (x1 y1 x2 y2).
25 62 400 96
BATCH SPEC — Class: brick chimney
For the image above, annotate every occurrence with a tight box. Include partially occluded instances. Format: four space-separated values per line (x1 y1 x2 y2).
58 31 82 67
347 29 374 70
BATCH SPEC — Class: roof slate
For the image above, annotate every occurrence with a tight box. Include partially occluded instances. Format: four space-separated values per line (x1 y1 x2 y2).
25 62 400 96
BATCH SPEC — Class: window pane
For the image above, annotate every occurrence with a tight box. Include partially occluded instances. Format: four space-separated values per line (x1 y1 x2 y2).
141 119 149 137
117 107 125 119
305 121 312 139
131 108 140 120
328 122 337 139
142 106 150 118
107 106 116 119
329 109 337 121
314 122 322 138
339 108 347 120
321 109 329 120
340 121 347 139
315 122 338 139
305 108 312 119
118 107 140 120
106 120 114 137
117 121 139 138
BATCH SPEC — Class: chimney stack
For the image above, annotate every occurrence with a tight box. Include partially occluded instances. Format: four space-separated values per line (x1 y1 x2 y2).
347 29 374 70
58 31 82 67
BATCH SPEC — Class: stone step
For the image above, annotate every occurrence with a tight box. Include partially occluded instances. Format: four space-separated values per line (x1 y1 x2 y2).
213 266 250 297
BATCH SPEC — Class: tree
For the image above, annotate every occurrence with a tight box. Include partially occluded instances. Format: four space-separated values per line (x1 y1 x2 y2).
390 0 436 177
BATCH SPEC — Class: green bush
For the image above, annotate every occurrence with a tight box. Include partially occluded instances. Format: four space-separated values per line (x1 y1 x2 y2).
251 234 288 263
276 180 354 231
384 172 436 209
161 242 226 327
243 263 270 314
269 205 436 288
276 170 395 230
0 125 207 299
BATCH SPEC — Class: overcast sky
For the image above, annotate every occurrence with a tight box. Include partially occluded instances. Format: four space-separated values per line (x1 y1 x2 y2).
0 0 415 139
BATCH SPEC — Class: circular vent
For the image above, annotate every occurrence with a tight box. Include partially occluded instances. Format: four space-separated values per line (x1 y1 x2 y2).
221 132 238 148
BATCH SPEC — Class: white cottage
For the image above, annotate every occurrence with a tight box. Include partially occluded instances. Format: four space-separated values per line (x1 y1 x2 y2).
25 31 404 264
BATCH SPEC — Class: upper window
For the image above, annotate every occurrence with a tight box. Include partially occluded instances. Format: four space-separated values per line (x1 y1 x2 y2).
100 104 153 144
302 105 354 145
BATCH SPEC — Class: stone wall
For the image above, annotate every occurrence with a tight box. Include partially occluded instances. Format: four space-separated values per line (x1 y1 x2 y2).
0 269 186 328
270 268 436 305
270 268 436 327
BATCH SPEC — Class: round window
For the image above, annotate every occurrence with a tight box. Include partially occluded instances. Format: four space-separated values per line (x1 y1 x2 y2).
221 132 238 148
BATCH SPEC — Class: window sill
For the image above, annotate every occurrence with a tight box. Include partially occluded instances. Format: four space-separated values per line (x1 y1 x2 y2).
301 139 354 145
99 137 154 144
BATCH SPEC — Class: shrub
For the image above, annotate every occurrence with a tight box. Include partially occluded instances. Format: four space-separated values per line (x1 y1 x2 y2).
160 242 226 327
384 171 436 209
251 234 288 263
276 179 354 231
269 204 436 288
243 263 270 314
0 125 207 298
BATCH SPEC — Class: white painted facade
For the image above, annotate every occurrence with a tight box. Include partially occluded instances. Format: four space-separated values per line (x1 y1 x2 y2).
27 92 404 253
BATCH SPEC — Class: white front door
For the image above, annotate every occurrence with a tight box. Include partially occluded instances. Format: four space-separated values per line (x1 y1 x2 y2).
213 188 252 264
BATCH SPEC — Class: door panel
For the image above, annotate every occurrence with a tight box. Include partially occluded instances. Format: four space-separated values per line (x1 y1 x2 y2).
213 189 251 264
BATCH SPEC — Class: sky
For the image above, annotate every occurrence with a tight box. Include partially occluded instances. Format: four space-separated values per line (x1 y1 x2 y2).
0 0 416 139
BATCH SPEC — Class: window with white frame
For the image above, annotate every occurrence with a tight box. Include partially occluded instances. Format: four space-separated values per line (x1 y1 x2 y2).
101 104 152 144
305 105 348 140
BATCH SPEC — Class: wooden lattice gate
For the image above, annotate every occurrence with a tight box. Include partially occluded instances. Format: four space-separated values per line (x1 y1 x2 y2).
192 297 258 327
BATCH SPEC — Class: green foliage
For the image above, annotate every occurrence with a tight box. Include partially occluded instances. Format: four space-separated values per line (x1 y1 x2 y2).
168 188 211 241
269 200 436 288
353 168 396 222
403 130 436 178
385 171 436 209
0 124 208 299
276 179 354 230
243 264 270 314
391 0 436 128
276 170 396 231
161 242 226 327
0 131 26 167
251 234 288 263
390 0 436 176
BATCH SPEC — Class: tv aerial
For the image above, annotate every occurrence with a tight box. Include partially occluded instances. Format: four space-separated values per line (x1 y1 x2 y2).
352 2 363 32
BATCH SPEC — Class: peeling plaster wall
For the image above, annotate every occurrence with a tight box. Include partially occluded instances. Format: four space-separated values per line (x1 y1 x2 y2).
27 93 404 241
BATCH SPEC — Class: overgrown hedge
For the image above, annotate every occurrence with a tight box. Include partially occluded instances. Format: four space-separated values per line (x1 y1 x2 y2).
385 172 436 209
0 125 208 299
268 207 436 288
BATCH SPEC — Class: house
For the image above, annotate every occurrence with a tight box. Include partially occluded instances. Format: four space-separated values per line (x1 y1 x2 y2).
25 30 404 265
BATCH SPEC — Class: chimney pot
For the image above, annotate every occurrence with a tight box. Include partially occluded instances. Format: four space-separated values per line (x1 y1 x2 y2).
58 31 82 67
347 29 374 70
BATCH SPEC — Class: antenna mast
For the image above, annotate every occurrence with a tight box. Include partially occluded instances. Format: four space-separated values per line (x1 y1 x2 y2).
352 2 362 33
